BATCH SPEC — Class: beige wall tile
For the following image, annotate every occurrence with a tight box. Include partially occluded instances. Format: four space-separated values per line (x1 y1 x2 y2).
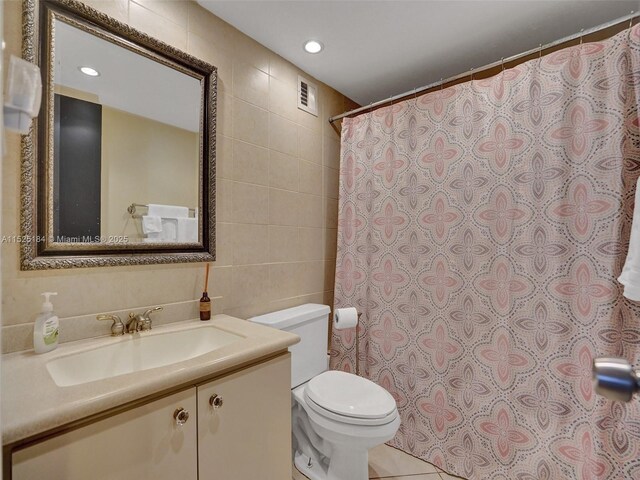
187 32 232 93
132 0 188 28
323 166 339 199
269 55 299 88
269 189 299 226
269 263 299 300
233 98 268 147
233 140 269 186
299 194 323 228
269 113 298 157
232 182 269 224
213 222 233 267
129 2 187 51
323 134 341 170
296 261 325 295
299 160 322 196
187 1 236 53
216 135 233 179
297 106 323 133
82 0 129 23
269 76 298 122
269 151 299 192
229 265 271 308
232 33 270 74
218 93 233 137
325 197 339 229
298 126 322 164
298 228 323 262
324 228 338 260
322 86 345 120
209 266 233 308
232 224 268 265
324 259 337 292
269 226 299 263
216 178 233 222
233 60 269 109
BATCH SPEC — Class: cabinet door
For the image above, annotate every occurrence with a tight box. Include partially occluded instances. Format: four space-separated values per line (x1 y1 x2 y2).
13 388 197 480
198 353 292 480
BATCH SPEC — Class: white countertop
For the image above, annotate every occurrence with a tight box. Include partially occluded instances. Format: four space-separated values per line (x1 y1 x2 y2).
2 315 299 445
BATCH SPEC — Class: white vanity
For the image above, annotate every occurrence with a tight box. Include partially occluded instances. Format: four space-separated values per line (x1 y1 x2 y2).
2 315 299 480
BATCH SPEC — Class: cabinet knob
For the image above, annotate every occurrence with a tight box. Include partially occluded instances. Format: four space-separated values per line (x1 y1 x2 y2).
174 407 190 426
209 394 224 409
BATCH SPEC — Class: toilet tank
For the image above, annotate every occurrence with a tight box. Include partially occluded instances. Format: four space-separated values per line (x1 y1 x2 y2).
250 304 331 388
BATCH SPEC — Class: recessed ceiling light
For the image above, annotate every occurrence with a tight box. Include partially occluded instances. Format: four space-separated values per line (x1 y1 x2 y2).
78 66 100 77
303 40 323 54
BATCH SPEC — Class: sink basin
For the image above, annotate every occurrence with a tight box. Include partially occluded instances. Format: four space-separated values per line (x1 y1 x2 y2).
46 325 243 387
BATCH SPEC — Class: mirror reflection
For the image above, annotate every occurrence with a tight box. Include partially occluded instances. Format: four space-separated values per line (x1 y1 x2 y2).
52 19 202 244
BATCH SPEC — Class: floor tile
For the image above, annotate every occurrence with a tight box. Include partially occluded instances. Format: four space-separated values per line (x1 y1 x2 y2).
439 472 466 479
382 476 442 480
292 466 308 480
369 444 440 478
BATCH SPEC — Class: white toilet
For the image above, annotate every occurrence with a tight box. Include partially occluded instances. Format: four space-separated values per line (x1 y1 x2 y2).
250 304 400 480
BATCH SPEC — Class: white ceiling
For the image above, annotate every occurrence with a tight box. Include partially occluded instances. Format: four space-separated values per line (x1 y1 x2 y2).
55 20 201 132
198 0 639 106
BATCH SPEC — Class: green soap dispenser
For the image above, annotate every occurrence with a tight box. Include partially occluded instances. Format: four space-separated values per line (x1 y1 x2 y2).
33 292 59 354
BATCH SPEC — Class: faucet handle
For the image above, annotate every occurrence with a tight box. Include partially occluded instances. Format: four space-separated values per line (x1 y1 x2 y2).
140 306 163 331
143 306 163 319
97 314 124 336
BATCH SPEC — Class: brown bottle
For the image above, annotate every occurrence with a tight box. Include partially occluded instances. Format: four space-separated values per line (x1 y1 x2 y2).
199 291 211 320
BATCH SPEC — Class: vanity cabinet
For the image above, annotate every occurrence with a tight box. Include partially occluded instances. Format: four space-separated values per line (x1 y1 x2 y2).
197 353 292 479
12 388 198 480
11 354 291 480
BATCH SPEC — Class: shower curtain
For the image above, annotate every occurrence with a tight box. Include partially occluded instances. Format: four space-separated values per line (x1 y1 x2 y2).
331 24 640 479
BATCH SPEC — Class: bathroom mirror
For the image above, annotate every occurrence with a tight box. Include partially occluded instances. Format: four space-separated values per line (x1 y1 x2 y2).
20 0 217 269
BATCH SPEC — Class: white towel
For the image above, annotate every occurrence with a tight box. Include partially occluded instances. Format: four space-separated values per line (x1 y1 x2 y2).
147 204 189 218
143 218 178 242
142 215 163 234
619 177 640 300
160 218 178 242
177 218 198 242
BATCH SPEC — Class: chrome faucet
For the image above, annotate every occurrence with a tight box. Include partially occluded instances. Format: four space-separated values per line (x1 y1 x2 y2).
126 306 163 333
593 357 640 402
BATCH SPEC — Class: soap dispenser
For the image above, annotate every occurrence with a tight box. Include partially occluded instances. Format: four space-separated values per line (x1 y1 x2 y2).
33 292 59 354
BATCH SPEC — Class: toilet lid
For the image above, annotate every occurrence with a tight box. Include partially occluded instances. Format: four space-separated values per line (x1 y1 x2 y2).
305 371 397 419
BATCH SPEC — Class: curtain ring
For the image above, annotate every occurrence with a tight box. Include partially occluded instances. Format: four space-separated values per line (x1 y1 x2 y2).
579 28 584 45
501 57 505 72
440 78 443 91
470 67 474 81
630 11 635 29
538 43 543 62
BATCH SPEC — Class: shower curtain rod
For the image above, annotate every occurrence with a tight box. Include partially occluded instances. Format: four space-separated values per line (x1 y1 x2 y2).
328 11 639 125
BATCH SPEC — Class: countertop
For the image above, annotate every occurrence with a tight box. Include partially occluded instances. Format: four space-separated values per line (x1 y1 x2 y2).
2 315 299 446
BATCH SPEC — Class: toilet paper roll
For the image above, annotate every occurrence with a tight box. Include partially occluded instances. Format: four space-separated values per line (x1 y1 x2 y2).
333 307 358 330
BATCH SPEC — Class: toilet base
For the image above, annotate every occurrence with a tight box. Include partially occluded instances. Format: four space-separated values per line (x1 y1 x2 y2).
293 449 369 480
293 451 325 480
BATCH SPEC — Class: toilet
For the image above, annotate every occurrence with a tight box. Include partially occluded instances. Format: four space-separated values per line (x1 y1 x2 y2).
250 304 400 480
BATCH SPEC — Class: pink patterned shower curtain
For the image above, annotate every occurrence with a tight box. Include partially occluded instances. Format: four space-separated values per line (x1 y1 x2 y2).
331 25 640 479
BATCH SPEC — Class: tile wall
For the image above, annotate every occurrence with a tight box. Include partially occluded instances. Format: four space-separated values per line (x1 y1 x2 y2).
2 0 357 352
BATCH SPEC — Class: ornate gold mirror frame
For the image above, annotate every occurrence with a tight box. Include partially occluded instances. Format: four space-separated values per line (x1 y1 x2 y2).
20 0 217 269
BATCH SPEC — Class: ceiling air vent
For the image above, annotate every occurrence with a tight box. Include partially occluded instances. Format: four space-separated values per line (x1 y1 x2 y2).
298 75 318 117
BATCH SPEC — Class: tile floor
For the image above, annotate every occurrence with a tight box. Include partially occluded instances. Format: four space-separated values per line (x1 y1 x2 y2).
292 444 466 480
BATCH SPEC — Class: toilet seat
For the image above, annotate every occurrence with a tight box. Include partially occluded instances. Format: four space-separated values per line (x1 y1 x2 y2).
304 393 399 426
305 371 398 423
